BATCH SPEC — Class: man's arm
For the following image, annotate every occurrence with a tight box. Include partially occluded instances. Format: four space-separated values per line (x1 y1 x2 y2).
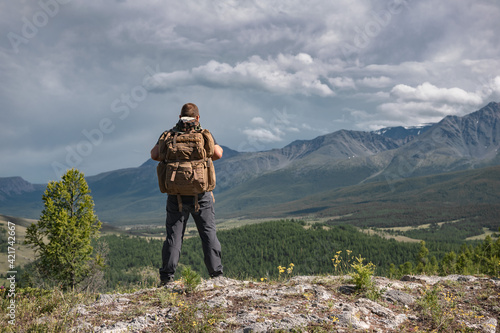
150 144 160 161
212 144 223 161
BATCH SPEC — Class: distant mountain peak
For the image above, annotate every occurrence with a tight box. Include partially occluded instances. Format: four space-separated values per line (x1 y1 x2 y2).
372 124 433 145
485 101 500 108
0 177 37 200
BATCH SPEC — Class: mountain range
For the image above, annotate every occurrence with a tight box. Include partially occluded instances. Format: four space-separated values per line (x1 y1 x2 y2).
1 102 499 225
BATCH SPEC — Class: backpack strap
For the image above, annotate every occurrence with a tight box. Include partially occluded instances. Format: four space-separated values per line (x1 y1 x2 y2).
169 132 180 182
194 195 200 212
177 194 183 212
170 162 179 182
172 131 179 148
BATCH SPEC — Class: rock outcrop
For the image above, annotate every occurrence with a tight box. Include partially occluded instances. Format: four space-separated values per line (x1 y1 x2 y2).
71 274 499 332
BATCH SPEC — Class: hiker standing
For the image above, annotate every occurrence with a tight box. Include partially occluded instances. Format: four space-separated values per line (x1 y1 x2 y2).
151 103 223 285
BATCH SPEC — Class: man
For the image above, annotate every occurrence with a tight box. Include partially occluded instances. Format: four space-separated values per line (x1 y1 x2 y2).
151 103 223 285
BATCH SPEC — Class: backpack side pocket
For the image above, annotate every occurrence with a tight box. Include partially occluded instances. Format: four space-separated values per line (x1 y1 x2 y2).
156 161 168 193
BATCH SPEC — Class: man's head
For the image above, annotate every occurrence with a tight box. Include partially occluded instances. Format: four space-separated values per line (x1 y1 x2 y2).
180 103 199 118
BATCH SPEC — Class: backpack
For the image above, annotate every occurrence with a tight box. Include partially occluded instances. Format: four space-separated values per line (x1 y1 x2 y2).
156 127 216 211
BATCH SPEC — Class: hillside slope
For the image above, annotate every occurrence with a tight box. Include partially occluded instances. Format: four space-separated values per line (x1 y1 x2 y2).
239 164 500 220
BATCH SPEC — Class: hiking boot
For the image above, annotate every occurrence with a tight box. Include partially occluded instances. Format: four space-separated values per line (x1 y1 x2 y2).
158 276 175 287
210 272 223 279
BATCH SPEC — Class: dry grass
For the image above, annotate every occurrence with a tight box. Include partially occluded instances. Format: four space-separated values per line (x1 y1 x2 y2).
466 228 498 241
361 228 421 243
381 219 462 232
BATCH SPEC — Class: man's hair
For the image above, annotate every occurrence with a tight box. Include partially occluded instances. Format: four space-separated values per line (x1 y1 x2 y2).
180 103 199 117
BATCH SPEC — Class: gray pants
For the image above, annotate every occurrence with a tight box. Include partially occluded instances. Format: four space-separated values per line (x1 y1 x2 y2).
159 192 223 281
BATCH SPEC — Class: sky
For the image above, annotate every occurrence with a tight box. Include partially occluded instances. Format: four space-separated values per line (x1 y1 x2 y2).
1 0 500 184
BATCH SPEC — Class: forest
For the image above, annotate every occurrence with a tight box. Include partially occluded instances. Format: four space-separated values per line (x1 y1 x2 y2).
15 219 500 291
5 218 499 291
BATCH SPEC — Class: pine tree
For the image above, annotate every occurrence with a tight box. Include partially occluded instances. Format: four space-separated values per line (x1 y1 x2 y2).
25 168 102 289
440 251 457 275
416 240 430 274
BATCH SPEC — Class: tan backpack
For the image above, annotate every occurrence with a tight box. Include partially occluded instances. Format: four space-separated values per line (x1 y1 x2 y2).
156 128 216 211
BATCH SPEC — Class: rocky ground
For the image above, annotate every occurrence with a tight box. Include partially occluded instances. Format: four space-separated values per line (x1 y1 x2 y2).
70 274 499 332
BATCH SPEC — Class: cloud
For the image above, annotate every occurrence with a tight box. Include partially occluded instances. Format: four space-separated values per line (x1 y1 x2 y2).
238 107 301 150
145 53 335 97
357 76 392 88
482 76 500 98
391 82 483 105
242 128 283 144
363 81 491 129
329 77 356 90
143 71 193 92
493 77 500 94
377 102 458 122
250 117 267 126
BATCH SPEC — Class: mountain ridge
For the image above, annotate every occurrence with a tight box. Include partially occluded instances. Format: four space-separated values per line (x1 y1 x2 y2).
370 101 500 182
1 102 499 223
